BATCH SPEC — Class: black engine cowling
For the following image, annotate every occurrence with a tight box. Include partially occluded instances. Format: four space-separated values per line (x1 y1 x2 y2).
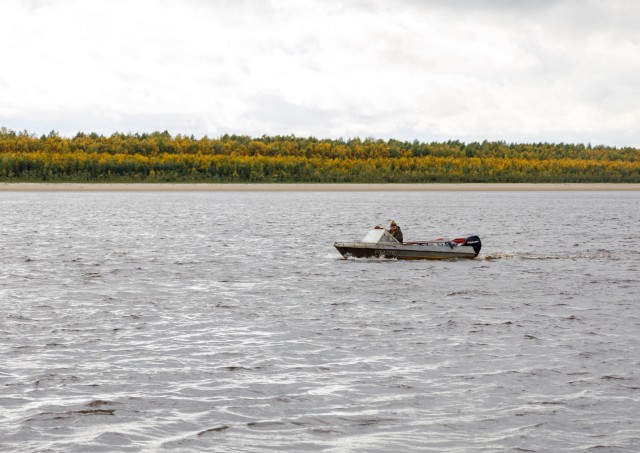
464 235 482 256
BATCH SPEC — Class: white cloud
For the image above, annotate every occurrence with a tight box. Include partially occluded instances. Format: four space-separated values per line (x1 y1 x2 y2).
0 0 639 146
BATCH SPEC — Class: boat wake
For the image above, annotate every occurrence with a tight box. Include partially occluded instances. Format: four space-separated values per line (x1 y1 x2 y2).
482 250 627 261
339 255 398 262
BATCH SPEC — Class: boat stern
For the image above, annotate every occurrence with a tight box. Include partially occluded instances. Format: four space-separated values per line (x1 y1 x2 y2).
464 235 482 256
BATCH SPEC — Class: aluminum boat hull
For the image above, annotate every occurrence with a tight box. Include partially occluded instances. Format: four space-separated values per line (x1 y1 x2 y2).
334 242 479 260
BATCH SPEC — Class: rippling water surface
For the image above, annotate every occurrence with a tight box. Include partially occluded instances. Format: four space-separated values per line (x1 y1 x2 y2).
1 190 639 452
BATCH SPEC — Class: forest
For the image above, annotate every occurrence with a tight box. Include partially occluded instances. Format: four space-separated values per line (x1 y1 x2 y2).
1 128 639 183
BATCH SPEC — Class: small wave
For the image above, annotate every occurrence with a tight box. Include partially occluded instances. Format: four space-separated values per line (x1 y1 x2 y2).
198 425 230 436
247 420 287 429
83 272 102 278
25 408 115 423
86 400 114 407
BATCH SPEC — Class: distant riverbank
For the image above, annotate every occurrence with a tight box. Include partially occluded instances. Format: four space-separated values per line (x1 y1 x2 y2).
2 183 640 192
3 133 639 184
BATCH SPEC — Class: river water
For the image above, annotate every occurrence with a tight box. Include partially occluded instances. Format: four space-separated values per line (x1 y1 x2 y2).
1 190 639 452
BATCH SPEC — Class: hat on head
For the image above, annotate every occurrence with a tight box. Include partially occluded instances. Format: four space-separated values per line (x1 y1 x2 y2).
390 220 397 226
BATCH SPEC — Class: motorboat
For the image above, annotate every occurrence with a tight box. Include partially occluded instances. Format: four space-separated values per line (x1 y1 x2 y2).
334 228 482 260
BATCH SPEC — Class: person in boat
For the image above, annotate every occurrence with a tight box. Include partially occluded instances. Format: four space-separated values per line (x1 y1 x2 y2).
389 220 403 243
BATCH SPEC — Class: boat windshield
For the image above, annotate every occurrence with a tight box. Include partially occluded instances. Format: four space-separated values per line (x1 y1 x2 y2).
361 229 399 244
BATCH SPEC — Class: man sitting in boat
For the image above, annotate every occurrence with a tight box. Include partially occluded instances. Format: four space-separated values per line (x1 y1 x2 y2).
389 220 403 243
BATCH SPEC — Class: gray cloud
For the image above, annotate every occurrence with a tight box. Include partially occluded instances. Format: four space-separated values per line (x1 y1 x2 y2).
1 0 639 146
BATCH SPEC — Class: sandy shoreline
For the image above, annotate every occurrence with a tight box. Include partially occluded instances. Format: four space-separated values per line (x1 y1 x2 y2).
1 183 640 192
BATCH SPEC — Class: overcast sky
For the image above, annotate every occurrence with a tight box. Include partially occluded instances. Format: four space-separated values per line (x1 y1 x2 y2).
1 0 639 146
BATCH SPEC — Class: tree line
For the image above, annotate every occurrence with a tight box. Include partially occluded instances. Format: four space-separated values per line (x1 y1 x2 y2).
1 128 638 183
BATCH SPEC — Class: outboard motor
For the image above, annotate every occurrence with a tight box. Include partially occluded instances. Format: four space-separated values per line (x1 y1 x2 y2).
464 235 482 256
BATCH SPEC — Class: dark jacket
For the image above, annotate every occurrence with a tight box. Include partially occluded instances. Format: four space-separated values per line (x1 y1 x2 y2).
390 226 403 243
